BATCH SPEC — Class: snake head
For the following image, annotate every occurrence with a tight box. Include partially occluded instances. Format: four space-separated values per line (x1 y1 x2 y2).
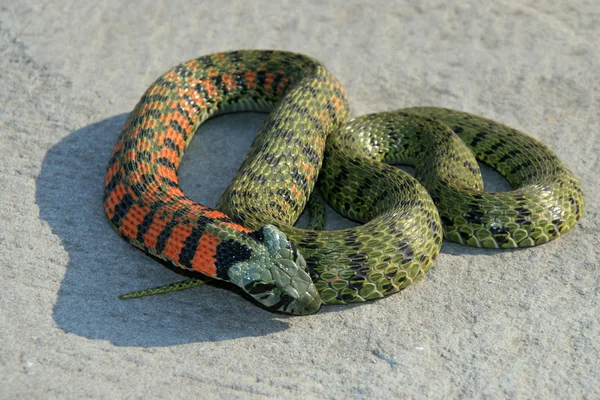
227 225 321 314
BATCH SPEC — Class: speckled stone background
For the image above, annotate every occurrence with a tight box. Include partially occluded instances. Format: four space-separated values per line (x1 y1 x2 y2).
1 1 598 398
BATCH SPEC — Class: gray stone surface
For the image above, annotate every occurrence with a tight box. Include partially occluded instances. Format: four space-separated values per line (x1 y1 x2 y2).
0 1 598 398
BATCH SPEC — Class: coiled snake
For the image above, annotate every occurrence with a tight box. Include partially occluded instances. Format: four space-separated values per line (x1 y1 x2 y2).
104 50 584 314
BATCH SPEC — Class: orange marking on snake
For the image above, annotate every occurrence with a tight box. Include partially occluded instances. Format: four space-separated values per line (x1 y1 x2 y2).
184 206 209 219
190 232 221 276
120 203 150 240
137 138 152 152
163 223 194 262
124 149 137 163
129 171 143 185
181 100 196 118
184 86 200 100
164 70 179 81
172 111 188 127
291 185 302 199
157 147 178 163
104 159 121 186
222 221 252 233
222 74 236 90
137 162 151 176
104 182 127 219
143 118 157 129
204 210 229 219
157 165 177 181
200 79 215 92
143 213 169 250
164 128 187 152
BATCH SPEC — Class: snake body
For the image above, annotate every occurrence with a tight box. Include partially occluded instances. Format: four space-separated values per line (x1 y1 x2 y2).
104 50 584 314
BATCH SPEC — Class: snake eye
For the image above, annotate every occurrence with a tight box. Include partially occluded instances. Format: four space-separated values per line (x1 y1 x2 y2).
280 292 294 303
245 281 276 295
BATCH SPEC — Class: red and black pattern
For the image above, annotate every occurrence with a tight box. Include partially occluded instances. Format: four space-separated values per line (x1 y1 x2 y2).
104 50 348 282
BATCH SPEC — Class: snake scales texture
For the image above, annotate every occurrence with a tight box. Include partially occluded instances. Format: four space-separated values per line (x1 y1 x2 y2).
104 50 584 314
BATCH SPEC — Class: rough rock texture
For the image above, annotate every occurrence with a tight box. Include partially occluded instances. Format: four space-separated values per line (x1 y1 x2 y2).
0 1 598 398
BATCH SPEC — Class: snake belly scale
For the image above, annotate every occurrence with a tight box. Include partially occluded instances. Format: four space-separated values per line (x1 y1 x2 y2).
104 50 584 314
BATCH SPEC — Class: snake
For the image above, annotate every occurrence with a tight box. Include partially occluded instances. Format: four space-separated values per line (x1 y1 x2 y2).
103 50 584 314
